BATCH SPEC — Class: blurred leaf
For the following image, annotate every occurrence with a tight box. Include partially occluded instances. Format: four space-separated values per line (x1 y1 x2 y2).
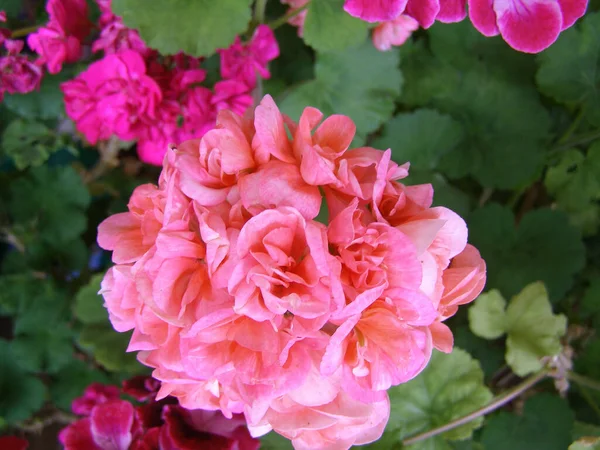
575 337 600 380
281 40 402 144
468 204 585 301
112 0 252 57
536 12 600 126
302 0 368 52
469 283 567 376
573 422 600 440
481 394 574 450
1 119 54 170
3 71 72 120
78 325 144 374
260 431 295 450
74 273 107 325
404 171 472 217
49 360 111 411
372 109 465 171
545 145 600 236
9 166 90 245
376 349 492 449
581 276 600 326
0 340 46 424
453 326 505 381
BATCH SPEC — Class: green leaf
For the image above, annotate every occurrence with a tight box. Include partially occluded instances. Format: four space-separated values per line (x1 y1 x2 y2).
281 40 402 144
1 119 54 170
302 0 369 52
581 276 600 324
78 326 145 374
545 145 600 236
259 432 295 450
468 204 585 301
11 331 74 374
453 326 505 381
404 171 472 218
468 283 567 376
0 340 46 424
74 274 107 325
467 290 507 339
49 360 111 411
372 109 465 171
481 394 574 450
573 422 600 441
9 166 90 245
401 36 550 188
112 0 253 57
570 438 600 450
378 349 493 449
3 71 72 120
536 12 600 126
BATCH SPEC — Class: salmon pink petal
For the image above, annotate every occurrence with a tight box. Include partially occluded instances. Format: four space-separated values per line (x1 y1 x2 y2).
239 161 322 220
430 321 454 353
253 95 295 164
494 0 563 53
372 15 420 51
438 0 468 21
314 115 356 156
90 400 134 450
343 0 409 21
557 0 587 29
468 0 500 36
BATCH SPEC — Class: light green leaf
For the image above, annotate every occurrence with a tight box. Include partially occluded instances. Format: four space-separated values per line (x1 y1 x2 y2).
468 204 585 301
481 394 574 450
75 273 107 325
504 282 567 376
281 40 402 145
536 12 600 126
570 437 600 450
302 0 368 52
469 283 567 376
377 349 492 449
467 290 507 340
372 109 465 171
112 0 253 57
0 340 46 424
1 120 54 170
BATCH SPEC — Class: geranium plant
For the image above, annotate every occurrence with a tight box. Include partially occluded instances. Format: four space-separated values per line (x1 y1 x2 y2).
0 1 599 450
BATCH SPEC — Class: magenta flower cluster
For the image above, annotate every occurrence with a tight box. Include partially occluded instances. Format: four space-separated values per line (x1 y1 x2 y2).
59 376 259 450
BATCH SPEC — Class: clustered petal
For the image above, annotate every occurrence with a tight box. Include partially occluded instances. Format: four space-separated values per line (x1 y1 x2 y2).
98 95 486 450
60 377 259 450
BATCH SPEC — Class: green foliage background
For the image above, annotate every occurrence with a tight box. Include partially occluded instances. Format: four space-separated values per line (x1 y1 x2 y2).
1 0 600 448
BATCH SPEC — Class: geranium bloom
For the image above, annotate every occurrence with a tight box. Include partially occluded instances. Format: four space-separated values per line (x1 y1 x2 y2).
219 25 279 88
372 14 419 51
60 377 259 450
61 50 162 144
0 436 28 450
467 0 588 53
98 95 485 449
27 0 91 74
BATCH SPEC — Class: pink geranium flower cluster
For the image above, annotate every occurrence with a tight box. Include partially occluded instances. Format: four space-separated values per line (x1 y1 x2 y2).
97 95 486 450
0 11 42 102
59 377 259 450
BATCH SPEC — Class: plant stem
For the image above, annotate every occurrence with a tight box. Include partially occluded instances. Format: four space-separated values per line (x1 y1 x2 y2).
255 0 269 23
550 128 600 155
568 372 600 392
402 368 550 447
84 136 122 184
10 24 40 38
269 2 310 29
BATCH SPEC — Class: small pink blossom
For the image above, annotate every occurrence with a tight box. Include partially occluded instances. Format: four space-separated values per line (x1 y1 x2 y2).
219 25 279 87
61 50 162 144
27 0 91 73
212 79 253 116
92 18 147 55
344 0 408 22
281 0 310 36
0 55 43 100
372 14 419 51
